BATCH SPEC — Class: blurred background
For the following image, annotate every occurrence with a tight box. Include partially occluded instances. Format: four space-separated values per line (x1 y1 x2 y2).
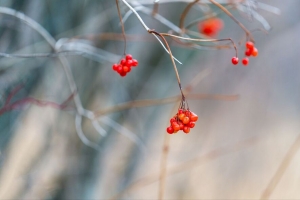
0 0 300 199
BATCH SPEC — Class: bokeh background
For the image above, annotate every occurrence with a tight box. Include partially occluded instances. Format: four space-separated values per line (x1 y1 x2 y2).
0 0 300 199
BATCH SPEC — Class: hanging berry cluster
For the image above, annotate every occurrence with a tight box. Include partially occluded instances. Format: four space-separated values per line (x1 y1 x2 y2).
231 41 258 66
242 41 258 66
112 54 138 77
166 98 198 134
166 109 198 134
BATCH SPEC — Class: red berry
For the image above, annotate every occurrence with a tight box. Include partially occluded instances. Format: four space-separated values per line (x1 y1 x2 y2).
188 121 196 128
167 126 174 134
112 64 118 71
178 121 184 130
120 72 127 77
170 118 176 124
183 126 190 134
245 48 253 57
120 59 126 66
178 109 183 114
178 113 185 121
132 59 138 67
182 116 190 124
242 57 249 66
246 41 254 50
123 66 130 72
117 65 123 73
251 47 258 57
172 122 180 131
190 113 198 122
126 54 133 60
232 57 239 65
198 18 224 37
126 60 133 67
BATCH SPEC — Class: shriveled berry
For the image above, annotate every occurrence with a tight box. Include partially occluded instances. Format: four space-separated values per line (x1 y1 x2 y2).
242 57 249 66
232 57 239 65
126 54 133 60
132 59 138 67
167 126 174 134
183 126 190 134
246 41 254 50
251 47 258 57
182 116 190 124
188 121 196 128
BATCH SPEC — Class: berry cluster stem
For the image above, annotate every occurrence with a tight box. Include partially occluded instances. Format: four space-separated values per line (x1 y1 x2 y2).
116 0 127 55
148 29 185 97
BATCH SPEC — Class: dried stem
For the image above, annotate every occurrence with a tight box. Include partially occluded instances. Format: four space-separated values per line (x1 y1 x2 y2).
116 0 127 55
260 134 300 199
179 0 200 32
148 30 184 96
94 93 238 117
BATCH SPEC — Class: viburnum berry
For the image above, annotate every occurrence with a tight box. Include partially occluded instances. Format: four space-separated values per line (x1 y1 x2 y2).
242 57 249 66
245 48 253 57
198 18 224 37
232 57 239 65
167 126 174 134
252 47 258 57
112 64 118 71
183 126 190 134
182 116 190 124
188 121 196 128
132 59 138 67
246 41 254 50
125 54 133 60
120 59 126 66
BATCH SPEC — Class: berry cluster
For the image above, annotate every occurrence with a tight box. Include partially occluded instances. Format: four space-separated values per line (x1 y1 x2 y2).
231 41 258 66
166 109 198 134
198 18 224 37
112 54 138 77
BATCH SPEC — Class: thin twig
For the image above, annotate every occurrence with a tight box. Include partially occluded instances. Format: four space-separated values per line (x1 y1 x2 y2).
116 0 127 55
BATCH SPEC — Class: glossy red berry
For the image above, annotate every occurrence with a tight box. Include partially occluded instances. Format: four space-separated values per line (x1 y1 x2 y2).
246 41 254 50
178 109 183 114
117 65 123 73
112 64 118 71
178 113 185 121
232 57 239 65
132 59 138 67
126 54 133 60
183 126 190 134
178 121 184 130
167 126 174 134
182 116 190 124
126 60 133 67
120 59 126 66
188 121 196 128
120 72 127 77
242 57 249 66
123 66 130 72
245 48 253 57
170 118 176 123
252 47 258 57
